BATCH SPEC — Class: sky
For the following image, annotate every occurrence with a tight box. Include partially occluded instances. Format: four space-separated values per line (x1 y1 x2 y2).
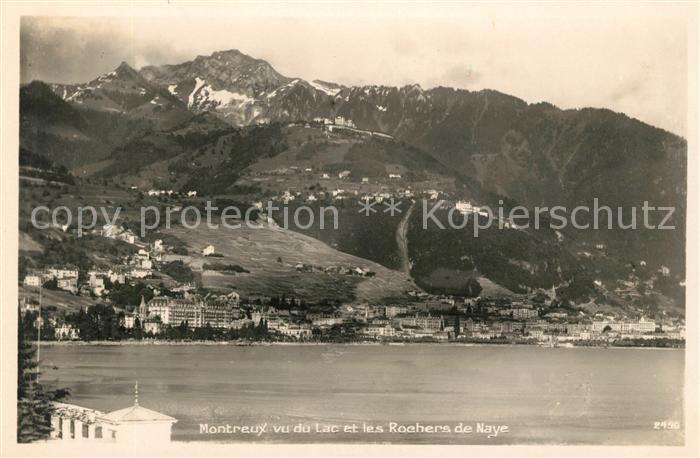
19 3 692 136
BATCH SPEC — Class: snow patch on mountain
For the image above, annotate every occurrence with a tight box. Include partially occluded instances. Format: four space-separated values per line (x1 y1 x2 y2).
187 76 256 111
51 84 69 100
95 72 116 85
205 86 254 106
309 80 341 96
266 79 305 99
66 87 90 102
188 77 207 108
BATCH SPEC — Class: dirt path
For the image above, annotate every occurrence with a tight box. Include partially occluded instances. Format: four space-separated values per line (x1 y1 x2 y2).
396 201 415 275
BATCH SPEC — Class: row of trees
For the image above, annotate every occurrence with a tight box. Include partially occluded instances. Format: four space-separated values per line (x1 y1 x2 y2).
157 320 269 341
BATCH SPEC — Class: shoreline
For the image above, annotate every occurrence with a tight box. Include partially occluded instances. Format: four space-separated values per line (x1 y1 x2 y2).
38 340 684 350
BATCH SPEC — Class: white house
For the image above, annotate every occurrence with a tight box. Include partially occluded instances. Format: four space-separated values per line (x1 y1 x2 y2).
127 268 150 280
142 321 162 335
455 200 473 214
202 245 216 256
50 386 177 443
122 314 136 329
54 324 79 340
57 277 78 294
89 274 106 297
45 266 79 280
23 274 42 287
334 116 356 128
101 223 121 239
119 232 137 245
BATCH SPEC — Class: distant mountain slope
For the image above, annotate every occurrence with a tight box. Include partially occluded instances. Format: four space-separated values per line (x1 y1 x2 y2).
20 81 149 168
132 50 686 205
140 49 291 99
139 50 342 125
43 51 685 208
34 50 688 230
50 61 188 123
22 48 686 312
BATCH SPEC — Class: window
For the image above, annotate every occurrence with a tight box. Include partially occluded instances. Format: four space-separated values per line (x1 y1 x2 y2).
82 423 89 438
95 426 103 439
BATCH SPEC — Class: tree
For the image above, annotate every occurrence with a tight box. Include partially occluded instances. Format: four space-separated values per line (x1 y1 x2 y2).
464 278 482 297
17 309 69 442
108 281 154 306
161 261 195 283
66 304 122 341
255 319 269 339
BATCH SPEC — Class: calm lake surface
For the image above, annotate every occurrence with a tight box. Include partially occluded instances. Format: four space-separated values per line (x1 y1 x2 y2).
40 344 684 445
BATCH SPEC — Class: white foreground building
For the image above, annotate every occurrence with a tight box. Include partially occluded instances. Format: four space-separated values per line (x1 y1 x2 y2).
50 384 177 444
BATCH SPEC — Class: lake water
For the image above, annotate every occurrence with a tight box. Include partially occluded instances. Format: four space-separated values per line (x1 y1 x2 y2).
40 344 684 445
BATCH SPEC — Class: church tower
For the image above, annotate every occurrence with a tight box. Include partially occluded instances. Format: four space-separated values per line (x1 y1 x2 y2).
138 295 148 318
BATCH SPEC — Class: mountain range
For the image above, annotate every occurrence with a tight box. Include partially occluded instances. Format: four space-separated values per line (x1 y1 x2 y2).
42 49 686 208
19 48 687 312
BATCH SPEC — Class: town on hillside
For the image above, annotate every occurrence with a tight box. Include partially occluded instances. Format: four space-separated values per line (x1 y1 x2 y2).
19 219 685 347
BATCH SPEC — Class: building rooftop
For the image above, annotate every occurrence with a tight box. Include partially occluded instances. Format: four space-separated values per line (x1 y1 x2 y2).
100 404 177 423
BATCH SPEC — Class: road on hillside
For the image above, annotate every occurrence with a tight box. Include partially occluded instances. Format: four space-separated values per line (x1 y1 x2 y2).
396 201 415 275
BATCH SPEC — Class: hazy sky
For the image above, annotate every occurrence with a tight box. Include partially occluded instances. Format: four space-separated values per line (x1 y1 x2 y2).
20 3 691 136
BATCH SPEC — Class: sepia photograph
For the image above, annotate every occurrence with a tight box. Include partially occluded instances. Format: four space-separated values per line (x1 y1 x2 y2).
1 1 698 457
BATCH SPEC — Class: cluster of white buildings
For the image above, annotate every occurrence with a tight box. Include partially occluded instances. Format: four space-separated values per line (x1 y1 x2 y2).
145 189 197 197
100 223 137 244
312 115 356 128
454 200 489 217
455 315 683 343
23 266 80 293
99 225 162 283
272 187 420 203
23 223 167 297
270 189 324 203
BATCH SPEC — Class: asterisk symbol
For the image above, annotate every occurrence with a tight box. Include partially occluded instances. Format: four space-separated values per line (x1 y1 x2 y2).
358 199 378 216
383 198 402 216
